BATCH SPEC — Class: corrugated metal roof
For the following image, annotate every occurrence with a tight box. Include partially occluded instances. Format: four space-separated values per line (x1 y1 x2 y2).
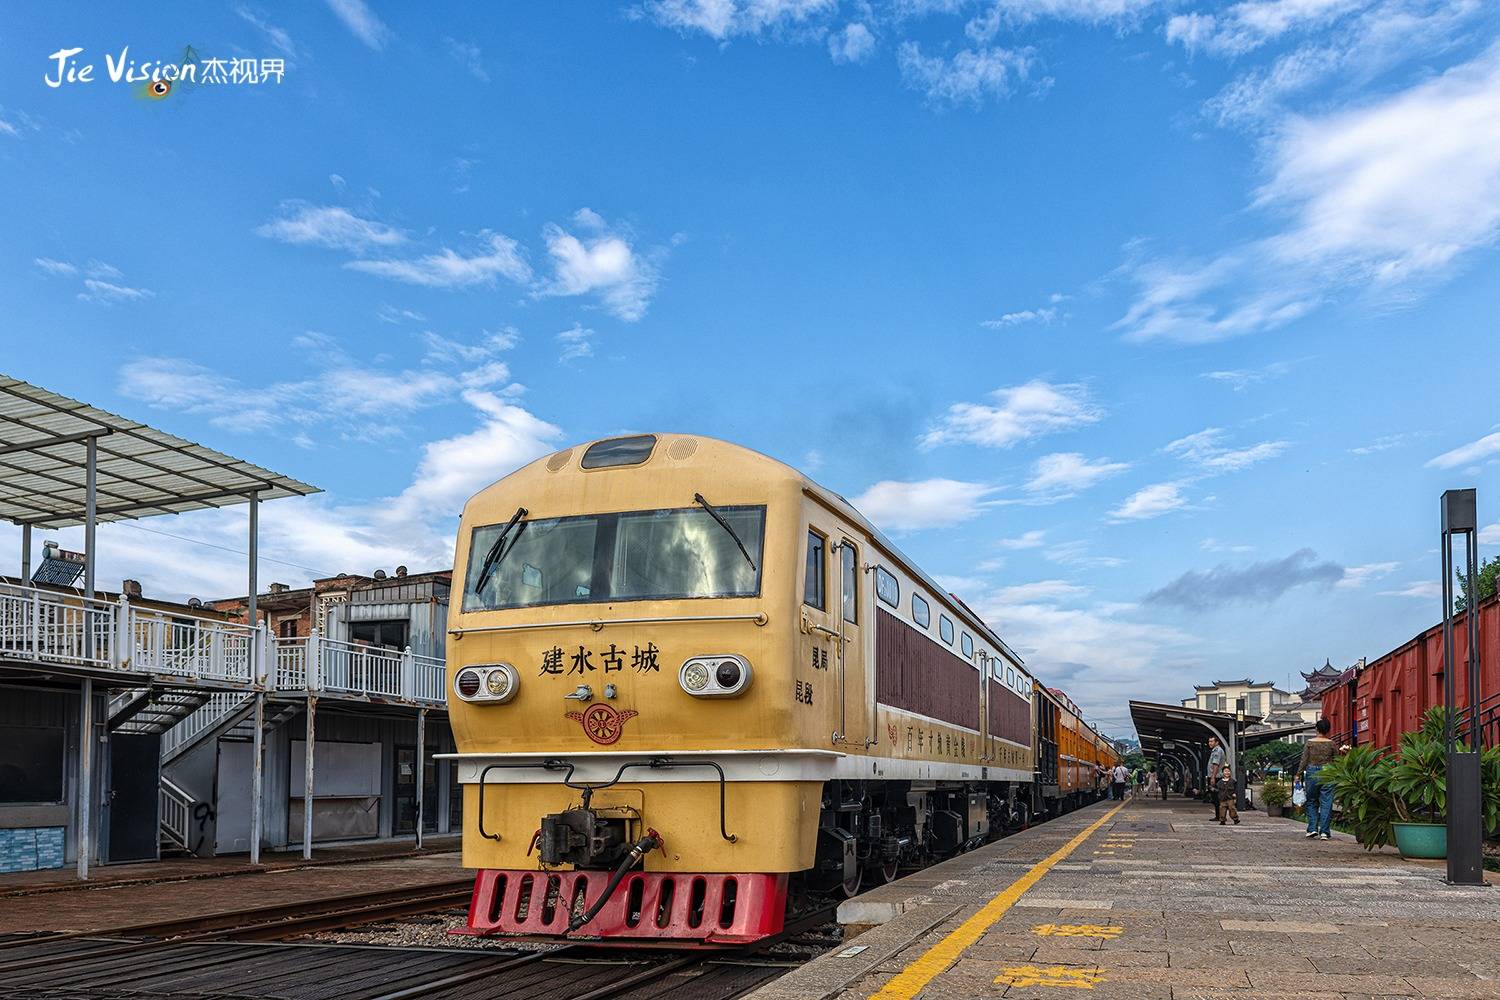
0 374 319 528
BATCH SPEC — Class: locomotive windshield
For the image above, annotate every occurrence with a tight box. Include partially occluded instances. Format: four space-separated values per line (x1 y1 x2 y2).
462 504 766 611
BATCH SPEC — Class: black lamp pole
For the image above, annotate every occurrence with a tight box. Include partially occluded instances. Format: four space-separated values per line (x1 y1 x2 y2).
1439 488 1484 887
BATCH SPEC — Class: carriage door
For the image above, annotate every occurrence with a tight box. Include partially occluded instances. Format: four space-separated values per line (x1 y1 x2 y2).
833 537 867 746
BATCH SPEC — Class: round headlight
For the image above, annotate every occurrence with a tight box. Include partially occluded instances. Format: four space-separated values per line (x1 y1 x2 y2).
484 669 511 697
456 670 481 698
715 660 742 688
683 661 710 692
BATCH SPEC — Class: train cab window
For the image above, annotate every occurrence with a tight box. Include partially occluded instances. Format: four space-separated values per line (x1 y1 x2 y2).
803 530 826 610
875 567 899 608
1006 666 1016 688
939 615 954 644
911 593 930 628
840 541 858 624
961 632 974 659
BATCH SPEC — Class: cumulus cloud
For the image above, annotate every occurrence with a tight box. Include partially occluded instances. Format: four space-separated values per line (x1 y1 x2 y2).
347 233 531 288
1426 431 1500 469
982 306 1059 328
640 0 836 39
1109 482 1188 522
1144 548 1345 611
539 210 660 321
922 381 1102 449
897 42 1038 108
1025 452 1129 496
255 202 406 252
829 22 875 63
850 478 997 532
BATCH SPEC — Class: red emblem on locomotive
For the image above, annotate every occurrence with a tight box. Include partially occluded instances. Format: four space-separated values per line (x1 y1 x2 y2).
566 704 639 745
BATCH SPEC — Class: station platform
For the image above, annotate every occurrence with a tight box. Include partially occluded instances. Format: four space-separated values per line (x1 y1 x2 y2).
750 797 1500 1000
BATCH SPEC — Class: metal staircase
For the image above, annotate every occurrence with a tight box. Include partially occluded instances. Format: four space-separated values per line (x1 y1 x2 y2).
108 687 213 734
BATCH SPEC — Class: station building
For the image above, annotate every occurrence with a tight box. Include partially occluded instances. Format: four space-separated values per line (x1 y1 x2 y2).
0 374 453 876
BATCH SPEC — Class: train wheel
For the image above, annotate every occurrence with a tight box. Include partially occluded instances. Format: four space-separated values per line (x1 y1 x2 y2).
840 865 864 898
866 859 900 885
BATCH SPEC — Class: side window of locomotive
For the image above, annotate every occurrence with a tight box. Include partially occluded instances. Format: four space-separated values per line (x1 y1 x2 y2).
875 566 899 608
961 632 974 659
840 541 858 624
911 593 930 629
939 615 954 644
1007 666 1016 688
803 530 826 610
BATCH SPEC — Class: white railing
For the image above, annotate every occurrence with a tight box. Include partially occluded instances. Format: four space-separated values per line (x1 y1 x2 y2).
0 582 446 708
159 776 194 851
0 582 116 667
160 692 250 759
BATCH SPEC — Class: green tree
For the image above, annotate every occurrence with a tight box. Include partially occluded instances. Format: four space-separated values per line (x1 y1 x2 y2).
1243 741 1304 775
1455 555 1499 612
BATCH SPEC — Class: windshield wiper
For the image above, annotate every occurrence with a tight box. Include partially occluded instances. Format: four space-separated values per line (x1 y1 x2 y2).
693 493 757 572
472 506 529 594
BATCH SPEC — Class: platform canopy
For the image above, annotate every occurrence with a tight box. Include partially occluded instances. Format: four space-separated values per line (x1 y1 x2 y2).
1130 699 1261 751
0 374 318 528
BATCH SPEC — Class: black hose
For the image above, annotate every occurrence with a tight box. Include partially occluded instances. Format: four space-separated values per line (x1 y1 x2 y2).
567 832 661 932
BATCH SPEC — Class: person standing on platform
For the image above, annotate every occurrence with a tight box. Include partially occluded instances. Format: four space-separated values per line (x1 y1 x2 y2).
1206 737 1226 821
1216 765 1240 825
1111 762 1129 801
1296 718 1338 840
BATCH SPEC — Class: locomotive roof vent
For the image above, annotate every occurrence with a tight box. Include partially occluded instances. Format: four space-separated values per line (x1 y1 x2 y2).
581 434 657 469
666 436 698 461
545 448 574 472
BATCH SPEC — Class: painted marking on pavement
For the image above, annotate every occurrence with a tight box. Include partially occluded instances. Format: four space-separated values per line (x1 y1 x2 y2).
867 802 1126 1000
1032 923 1124 939
995 964 1105 989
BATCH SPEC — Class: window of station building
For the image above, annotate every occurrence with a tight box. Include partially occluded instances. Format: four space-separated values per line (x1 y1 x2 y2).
278 618 299 639
803 530 826 610
840 541 858 624
0 726 65 804
939 615 954 644
350 620 408 650
875 567 899 608
961 632 974 658
911 593 930 629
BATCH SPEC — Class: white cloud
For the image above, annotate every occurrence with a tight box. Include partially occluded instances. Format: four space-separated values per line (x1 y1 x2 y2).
987 0 1160 24
998 529 1046 550
1109 482 1188 522
255 202 405 252
78 279 153 304
1201 537 1254 553
897 42 1038 108
325 0 390 50
423 329 518 363
347 233 531 288
445 37 490 82
539 212 660 321
34 257 77 275
1425 431 1500 469
1165 427 1288 472
828 22 876 63
641 0 836 40
922 381 1102 449
982 306 1059 328
1044 540 1125 567
237 6 297 57
1025 452 1129 496
1112 249 1320 344
1378 579 1442 599
993 579 1090 603
935 574 989 595
1336 561 1398 589
1200 360 1292 391
1168 0 1371 57
1349 432 1412 455
1480 522 1500 545
557 323 596 363
850 478 997 532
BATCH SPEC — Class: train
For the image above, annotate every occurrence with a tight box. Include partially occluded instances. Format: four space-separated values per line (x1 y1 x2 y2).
440 434 1119 945
1322 592 1500 751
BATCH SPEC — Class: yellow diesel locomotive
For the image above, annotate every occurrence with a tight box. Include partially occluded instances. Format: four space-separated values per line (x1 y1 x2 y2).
442 434 1117 944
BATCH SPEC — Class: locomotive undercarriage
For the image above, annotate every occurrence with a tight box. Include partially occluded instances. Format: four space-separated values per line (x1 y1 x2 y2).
804 778 1033 898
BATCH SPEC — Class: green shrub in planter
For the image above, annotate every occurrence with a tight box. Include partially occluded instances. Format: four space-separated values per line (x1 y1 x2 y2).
1261 777 1290 816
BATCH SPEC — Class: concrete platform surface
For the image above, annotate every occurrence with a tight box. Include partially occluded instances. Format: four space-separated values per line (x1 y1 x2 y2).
751 797 1500 1000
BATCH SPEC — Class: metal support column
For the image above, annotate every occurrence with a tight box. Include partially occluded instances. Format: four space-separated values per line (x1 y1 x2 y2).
20 523 31 582
303 696 316 860
250 693 264 865
415 709 426 850
1440 489 1485 886
247 492 259 638
77 677 92 880
83 435 96 660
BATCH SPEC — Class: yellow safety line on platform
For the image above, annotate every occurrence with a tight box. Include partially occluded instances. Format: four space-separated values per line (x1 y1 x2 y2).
867 802 1127 1000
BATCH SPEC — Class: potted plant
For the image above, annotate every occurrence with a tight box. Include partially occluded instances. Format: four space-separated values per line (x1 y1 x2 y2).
1320 744 1395 848
1261 777 1290 818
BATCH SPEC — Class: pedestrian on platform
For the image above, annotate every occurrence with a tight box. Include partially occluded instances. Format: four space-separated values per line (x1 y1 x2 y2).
1296 718 1338 840
1216 765 1240 825
1111 762 1129 800
1206 737 1226 821
1145 768 1159 799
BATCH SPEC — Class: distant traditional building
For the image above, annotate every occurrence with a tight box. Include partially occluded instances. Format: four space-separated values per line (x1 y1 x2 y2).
1180 679 1293 719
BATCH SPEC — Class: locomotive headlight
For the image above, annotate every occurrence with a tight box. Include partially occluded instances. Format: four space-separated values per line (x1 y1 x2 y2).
679 655 752 697
682 661 711 692
455 663 518 703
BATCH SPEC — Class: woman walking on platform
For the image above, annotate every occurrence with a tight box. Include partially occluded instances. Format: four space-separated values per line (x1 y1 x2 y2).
1296 718 1338 840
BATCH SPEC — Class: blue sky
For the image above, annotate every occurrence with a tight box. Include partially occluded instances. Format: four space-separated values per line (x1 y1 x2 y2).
3 1 1499 734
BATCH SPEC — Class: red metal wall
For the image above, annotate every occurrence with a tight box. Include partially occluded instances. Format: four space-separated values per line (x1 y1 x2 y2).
1324 594 1500 749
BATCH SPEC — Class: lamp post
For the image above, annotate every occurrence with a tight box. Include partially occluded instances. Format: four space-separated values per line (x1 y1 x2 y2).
1439 489 1484 887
